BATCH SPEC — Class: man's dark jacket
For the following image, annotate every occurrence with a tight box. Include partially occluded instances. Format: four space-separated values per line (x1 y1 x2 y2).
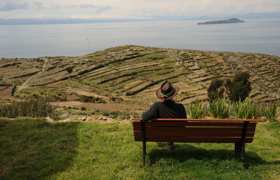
142 100 187 121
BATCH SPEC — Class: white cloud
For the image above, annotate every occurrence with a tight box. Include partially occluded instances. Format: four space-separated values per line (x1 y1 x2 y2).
0 0 280 19
0 0 29 11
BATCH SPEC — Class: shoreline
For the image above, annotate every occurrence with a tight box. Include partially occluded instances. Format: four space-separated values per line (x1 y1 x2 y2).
1 45 280 59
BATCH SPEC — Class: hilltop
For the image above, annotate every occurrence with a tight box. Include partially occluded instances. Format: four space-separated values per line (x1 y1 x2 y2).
0 45 280 113
198 18 245 25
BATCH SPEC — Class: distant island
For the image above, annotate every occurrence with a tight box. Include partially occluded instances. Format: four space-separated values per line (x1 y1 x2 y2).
198 18 245 25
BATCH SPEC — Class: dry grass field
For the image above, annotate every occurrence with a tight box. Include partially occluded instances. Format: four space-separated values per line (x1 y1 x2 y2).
1 45 280 115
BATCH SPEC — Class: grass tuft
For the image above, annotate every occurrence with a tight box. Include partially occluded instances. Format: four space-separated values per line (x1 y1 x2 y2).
231 100 258 119
188 102 208 119
0 98 53 118
209 99 230 118
259 103 278 121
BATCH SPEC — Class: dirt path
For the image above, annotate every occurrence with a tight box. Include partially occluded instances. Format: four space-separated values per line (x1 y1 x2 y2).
16 58 48 92
67 88 111 102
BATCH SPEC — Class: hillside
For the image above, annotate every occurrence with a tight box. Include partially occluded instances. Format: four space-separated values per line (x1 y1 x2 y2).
1 45 280 111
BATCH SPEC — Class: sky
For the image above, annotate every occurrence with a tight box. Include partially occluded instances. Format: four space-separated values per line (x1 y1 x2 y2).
0 0 280 19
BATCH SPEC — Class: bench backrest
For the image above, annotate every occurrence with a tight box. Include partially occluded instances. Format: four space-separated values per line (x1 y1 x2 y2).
133 119 258 143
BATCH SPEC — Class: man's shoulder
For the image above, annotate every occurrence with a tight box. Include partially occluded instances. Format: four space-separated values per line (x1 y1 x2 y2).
174 102 184 106
152 101 162 107
175 102 186 110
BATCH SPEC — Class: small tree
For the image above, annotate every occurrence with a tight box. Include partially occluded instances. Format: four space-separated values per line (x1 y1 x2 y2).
66 66 74 73
11 85 17 96
207 79 232 102
0 76 3 84
229 72 251 102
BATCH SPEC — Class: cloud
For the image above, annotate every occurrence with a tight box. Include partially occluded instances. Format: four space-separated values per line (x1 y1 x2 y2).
59 4 112 14
0 0 280 19
0 0 111 14
0 1 29 11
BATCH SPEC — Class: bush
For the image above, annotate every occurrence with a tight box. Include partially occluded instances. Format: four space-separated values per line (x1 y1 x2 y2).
209 99 230 118
259 103 278 121
0 98 53 118
229 72 251 102
207 79 231 102
66 66 74 73
188 103 208 119
208 72 251 103
79 95 106 103
231 100 257 119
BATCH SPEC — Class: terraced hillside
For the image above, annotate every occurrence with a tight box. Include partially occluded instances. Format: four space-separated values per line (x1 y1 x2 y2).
1 45 280 110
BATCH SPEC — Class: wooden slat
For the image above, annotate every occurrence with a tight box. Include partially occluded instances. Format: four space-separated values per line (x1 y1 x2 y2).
133 121 257 128
133 124 256 131
134 129 255 138
134 129 255 137
133 121 248 126
133 118 266 123
134 136 254 143
133 120 258 125
134 125 256 133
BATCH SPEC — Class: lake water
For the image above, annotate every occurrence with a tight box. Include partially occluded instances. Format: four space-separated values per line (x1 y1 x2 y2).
0 19 280 58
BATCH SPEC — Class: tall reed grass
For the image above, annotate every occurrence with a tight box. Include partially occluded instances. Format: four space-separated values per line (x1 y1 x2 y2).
209 99 230 118
0 98 53 118
188 103 208 119
231 100 257 119
259 103 278 121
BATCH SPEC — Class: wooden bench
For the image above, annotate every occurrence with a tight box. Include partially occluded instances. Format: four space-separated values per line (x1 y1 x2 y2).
132 119 264 165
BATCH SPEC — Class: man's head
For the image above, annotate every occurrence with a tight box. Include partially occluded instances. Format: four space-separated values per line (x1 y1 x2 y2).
156 81 177 100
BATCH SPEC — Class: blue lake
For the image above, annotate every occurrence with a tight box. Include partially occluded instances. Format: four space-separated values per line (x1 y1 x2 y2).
0 19 280 58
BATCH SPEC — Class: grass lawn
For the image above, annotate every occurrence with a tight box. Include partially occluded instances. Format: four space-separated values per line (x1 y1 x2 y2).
0 119 280 180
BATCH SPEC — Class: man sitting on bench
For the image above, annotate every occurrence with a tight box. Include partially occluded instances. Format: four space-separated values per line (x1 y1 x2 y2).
142 81 187 150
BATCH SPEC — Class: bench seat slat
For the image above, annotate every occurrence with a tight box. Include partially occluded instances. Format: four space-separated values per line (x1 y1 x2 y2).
133 124 256 130
134 129 255 137
134 136 254 143
133 122 256 128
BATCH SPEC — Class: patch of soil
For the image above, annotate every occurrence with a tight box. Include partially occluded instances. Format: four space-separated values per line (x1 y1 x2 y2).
0 86 12 98
46 115 119 124
51 101 142 112
0 168 6 177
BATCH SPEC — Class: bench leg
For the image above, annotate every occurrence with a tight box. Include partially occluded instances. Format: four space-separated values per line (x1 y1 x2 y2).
235 142 245 160
143 140 147 166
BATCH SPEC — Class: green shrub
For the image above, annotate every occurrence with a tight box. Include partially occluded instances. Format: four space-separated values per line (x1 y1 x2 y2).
81 107 87 111
0 98 53 118
207 79 231 102
229 72 252 102
209 99 230 118
231 100 257 119
207 72 252 103
259 103 278 121
66 66 74 73
188 103 208 119
79 95 106 103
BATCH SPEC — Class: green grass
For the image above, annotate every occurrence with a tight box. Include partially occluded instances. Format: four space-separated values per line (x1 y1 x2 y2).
188 103 208 119
231 100 258 119
209 99 230 118
259 103 278 121
0 119 280 180
0 98 53 118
